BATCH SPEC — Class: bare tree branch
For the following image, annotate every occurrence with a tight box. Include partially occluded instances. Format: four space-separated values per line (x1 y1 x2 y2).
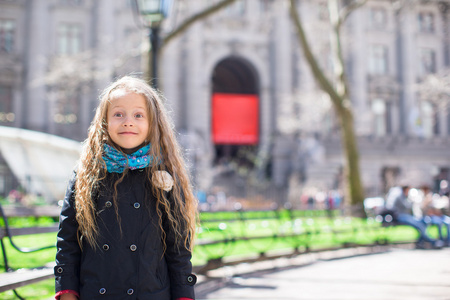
338 0 368 27
289 0 343 106
328 0 350 101
160 0 237 50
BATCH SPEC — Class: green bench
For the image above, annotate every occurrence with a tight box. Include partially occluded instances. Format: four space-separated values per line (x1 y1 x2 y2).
0 204 60 298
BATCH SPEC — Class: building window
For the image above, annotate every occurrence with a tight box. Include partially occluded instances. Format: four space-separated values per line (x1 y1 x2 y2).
421 101 440 138
420 102 433 137
372 99 388 136
57 23 81 55
418 12 435 33
369 45 388 75
0 19 15 53
370 7 387 30
419 48 436 76
0 85 14 123
53 93 79 125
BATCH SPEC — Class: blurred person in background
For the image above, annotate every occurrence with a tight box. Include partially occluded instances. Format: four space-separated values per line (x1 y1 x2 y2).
389 185 443 249
420 185 450 247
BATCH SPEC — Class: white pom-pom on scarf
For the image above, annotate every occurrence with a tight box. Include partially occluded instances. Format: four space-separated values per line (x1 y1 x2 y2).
152 171 174 191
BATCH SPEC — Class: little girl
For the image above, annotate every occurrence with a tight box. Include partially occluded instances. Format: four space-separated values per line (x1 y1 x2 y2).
55 76 197 300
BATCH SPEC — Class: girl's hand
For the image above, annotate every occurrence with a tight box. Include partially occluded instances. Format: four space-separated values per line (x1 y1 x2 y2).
59 293 78 300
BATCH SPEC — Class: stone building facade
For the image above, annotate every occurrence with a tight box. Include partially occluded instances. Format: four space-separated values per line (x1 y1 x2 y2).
1 0 450 204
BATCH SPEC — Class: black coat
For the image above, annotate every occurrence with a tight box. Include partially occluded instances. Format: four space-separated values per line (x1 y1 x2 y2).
55 169 196 300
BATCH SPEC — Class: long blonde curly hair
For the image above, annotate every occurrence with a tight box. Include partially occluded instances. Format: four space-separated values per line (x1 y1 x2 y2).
74 75 197 252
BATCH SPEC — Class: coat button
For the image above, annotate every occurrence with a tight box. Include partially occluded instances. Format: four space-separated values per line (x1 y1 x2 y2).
99 288 106 294
127 288 134 295
130 244 137 251
133 202 140 209
57 267 63 274
186 274 197 285
105 201 112 208
103 244 109 251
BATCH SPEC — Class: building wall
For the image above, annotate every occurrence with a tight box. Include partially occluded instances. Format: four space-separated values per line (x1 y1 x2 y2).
0 0 142 140
1 0 450 200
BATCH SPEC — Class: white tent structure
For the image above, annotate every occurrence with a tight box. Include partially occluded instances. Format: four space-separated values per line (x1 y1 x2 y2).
0 126 81 202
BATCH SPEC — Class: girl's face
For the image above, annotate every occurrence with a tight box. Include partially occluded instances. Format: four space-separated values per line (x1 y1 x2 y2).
107 90 150 154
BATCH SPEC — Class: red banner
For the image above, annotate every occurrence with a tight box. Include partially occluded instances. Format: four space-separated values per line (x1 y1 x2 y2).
212 93 259 145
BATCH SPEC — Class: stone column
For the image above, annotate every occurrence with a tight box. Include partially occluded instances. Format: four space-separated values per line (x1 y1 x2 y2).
160 36 182 129
184 2 204 136
396 6 416 136
92 0 115 114
183 1 208 188
273 1 292 133
271 1 293 187
24 0 49 132
350 8 370 136
441 3 450 67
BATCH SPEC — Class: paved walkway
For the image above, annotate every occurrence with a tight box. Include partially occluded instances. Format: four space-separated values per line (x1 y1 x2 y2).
196 247 450 300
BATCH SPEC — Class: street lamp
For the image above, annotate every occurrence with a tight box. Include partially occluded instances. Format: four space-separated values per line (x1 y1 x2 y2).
136 0 172 88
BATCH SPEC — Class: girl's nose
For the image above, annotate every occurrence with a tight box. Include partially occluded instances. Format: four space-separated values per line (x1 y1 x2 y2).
123 116 134 126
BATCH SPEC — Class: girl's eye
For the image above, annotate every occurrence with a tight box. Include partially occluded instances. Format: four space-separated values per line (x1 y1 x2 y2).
135 113 144 118
113 112 123 117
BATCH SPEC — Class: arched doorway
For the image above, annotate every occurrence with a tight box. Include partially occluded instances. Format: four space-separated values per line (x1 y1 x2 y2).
211 57 259 167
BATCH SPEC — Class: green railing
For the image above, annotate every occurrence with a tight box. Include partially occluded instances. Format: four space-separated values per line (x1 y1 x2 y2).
193 208 419 269
0 206 423 299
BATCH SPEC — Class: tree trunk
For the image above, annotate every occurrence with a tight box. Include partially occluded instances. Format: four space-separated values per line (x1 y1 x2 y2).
289 0 366 214
337 104 366 215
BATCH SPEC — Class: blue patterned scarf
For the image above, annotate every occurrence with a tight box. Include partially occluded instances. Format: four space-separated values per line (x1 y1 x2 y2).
103 144 157 173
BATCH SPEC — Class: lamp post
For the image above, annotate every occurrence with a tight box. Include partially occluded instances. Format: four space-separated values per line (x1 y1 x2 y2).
136 0 172 89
